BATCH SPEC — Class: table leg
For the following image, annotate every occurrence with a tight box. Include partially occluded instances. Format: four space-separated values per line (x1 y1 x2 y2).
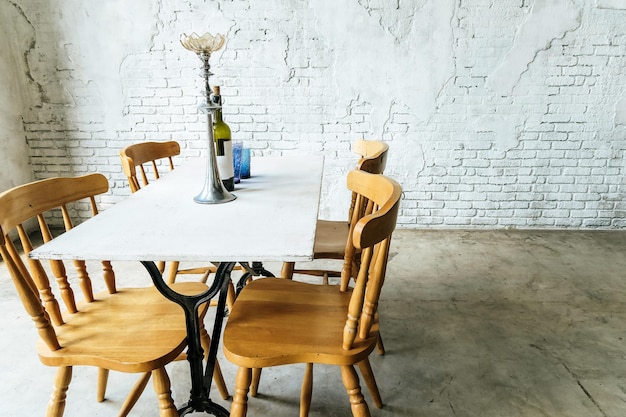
142 260 234 417
235 261 275 295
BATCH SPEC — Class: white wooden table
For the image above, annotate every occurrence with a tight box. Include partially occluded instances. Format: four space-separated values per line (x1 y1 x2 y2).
33 156 323 263
30 155 324 416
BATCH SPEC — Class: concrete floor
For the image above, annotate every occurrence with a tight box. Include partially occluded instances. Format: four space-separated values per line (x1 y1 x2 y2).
1 229 626 416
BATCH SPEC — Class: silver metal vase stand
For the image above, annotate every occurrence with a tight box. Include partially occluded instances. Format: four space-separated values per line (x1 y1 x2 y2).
193 51 236 204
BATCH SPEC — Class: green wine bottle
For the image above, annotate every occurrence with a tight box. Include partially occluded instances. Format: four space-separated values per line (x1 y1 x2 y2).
212 86 234 191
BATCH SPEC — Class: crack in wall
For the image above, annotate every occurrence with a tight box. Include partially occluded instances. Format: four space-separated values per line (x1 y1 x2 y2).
486 0 582 95
596 0 626 9
615 95 626 126
7 0 47 105
149 0 164 52
283 31 294 83
432 0 461 115
519 19 582 91
357 0 424 44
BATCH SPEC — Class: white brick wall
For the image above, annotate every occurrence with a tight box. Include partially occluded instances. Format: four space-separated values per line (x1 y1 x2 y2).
3 0 626 228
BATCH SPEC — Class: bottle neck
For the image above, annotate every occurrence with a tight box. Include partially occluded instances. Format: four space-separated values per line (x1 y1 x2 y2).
214 107 224 123
212 90 224 123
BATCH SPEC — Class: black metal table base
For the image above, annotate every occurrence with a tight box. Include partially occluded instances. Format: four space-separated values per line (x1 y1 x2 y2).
141 261 235 417
177 399 230 417
235 261 275 295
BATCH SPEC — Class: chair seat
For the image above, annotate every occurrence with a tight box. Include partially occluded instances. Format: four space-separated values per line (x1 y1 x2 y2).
313 219 349 259
223 278 378 368
37 282 208 373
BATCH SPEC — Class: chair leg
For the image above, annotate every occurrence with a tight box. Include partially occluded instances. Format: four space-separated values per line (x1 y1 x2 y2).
117 372 151 417
281 261 295 279
200 324 229 399
357 359 382 408
165 261 180 284
210 279 236 312
300 363 313 417
200 267 213 284
376 332 385 355
227 279 236 312
231 367 252 417
250 368 262 397
340 365 371 417
45 366 72 417
97 368 109 402
151 367 178 417
213 360 229 400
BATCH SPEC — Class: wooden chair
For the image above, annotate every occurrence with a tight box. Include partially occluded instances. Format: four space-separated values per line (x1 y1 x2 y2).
281 139 389 287
119 140 181 194
0 174 225 417
224 170 402 417
281 139 389 354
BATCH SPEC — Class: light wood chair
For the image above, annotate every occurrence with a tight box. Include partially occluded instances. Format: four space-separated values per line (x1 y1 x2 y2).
281 139 389 287
0 174 225 417
224 170 402 417
281 139 389 354
119 140 181 194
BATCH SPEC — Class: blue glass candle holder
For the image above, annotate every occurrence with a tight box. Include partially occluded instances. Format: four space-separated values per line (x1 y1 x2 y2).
232 141 243 183
241 147 251 179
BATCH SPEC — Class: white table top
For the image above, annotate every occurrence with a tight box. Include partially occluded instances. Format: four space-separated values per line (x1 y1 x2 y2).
30 156 324 263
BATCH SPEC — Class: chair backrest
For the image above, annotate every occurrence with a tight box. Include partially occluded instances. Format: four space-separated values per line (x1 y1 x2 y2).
347 140 389 223
352 139 389 175
339 140 391 286
341 170 401 351
119 141 180 193
0 174 112 352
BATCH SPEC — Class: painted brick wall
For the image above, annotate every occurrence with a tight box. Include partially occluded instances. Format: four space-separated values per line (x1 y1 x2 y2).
4 0 626 228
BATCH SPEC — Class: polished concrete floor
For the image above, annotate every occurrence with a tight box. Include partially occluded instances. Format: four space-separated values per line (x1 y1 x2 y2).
1 229 626 416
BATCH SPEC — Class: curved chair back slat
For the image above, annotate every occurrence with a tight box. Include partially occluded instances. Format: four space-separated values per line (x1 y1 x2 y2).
353 139 389 175
341 170 401 351
120 141 180 192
